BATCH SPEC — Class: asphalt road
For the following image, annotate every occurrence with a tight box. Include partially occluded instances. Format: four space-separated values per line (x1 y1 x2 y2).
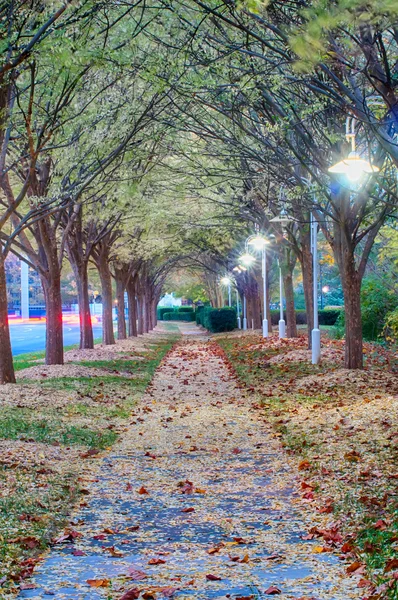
10 321 104 356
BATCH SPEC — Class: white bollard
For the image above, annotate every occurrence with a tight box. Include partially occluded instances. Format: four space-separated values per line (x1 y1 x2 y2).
279 319 286 339
312 328 321 364
263 318 268 338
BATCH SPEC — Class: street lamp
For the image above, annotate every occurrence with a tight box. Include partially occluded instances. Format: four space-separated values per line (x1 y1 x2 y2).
328 116 380 182
220 276 232 307
240 234 270 338
277 261 286 339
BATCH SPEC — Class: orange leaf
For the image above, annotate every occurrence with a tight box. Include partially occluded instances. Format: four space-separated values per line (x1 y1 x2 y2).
87 579 110 588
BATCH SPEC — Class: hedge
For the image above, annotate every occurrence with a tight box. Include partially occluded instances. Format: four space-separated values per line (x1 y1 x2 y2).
157 307 175 320
178 306 194 313
199 307 237 332
269 309 341 326
196 305 204 325
163 312 196 322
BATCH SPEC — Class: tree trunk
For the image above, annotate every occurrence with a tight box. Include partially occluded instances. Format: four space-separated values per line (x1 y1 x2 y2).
127 279 137 337
116 278 127 340
342 270 363 369
41 272 64 365
143 293 149 333
0 252 15 383
137 295 144 335
75 262 94 349
98 260 115 345
284 272 297 338
300 242 314 348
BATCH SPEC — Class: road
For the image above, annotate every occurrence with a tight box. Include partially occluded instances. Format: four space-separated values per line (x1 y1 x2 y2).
10 321 103 356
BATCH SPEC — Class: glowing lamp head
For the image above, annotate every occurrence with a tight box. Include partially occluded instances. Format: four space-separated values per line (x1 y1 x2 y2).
328 151 379 183
248 235 268 251
239 252 256 267
322 285 330 293
220 276 231 286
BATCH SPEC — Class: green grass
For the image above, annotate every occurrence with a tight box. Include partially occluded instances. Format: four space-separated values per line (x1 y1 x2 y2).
0 410 117 448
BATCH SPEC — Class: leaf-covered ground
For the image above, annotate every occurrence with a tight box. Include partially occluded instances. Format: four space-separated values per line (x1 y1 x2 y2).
0 329 177 595
11 325 363 600
217 330 398 600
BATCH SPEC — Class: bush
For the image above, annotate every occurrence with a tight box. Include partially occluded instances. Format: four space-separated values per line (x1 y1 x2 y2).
361 278 397 340
202 307 237 333
196 305 204 325
269 309 340 327
157 307 176 320
178 306 194 313
383 308 398 345
163 312 195 322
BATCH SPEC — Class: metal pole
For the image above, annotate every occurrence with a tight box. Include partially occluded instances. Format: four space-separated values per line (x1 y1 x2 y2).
236 290 241 329
311 213 321 364
262 245 268 338
278 264 286 338
243 295 247 330
228 283 231 307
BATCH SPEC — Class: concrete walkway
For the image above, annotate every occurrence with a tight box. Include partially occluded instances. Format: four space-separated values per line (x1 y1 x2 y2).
19 333 360 599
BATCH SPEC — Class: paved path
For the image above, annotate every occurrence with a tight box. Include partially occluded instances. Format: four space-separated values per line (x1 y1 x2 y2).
19 334 360 599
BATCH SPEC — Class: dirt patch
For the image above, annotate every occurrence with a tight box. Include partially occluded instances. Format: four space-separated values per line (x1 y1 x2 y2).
17 364 134 381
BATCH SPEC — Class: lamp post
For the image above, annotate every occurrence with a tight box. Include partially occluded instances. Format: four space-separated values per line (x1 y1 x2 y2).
236 289 241 328
278 262 286 338
311 213 321 365
328 116 379 182
239 234 270 338
220 276 232 307
243 295 247 330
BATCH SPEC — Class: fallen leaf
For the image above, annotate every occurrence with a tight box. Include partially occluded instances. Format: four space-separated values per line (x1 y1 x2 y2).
265 586 282 595
87 579 110 588
119 589 140 600
206 574 222 581
148 558 166 565
264 585 282 596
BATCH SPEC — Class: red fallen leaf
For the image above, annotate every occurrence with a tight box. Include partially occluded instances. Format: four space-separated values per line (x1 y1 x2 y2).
72 549 86 556
119 589 140 600
93 534 106 540
148 558 166 565
300 481 314 490
265 586 282 595
181 507 195 513
160 587 178 597
206 574 222 581
233 537 247 544
236 597 254 600
385 558 398 572
341 542 354 553
126 568 147 580
142 593 156 600
145 452 157 459
19 537 40 549
232 447 242 454
80 448 100 459
358 579 372 588
137 486 149 495
298 460 311 471
54 530 82 544
373 519 387 530
126 483 133 491
347 561 363 574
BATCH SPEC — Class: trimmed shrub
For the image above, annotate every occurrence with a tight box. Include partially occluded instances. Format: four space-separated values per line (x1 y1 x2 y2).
269 309 340 326
361 278 397 340
178 306 194 313
203 307 237 333
163 312 195 322
157 307 176 320
196 305 204 325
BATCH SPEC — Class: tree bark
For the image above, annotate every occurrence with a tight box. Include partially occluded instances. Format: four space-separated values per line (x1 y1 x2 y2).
284 272 297 338
74 262 93 349
0 252 16 383
137 295 144 335
41 271 64 365
342 268 363 369
116 278 127 340
299 240 314 348
126 278 138 337
98 260 115 345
